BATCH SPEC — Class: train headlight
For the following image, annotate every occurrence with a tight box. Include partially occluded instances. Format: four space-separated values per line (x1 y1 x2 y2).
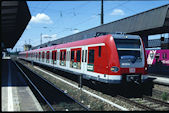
110 66 119 72
145 67 147 70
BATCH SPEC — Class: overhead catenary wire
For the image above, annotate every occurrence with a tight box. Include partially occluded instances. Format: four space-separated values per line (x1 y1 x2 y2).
23 1 134 48
27 1 99 30
29 1 90 17
29 1 130 41
55 1 130 35
40 2 52 14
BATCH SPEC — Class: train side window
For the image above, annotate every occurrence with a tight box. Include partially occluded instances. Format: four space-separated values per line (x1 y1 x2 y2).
54 51 56 60
85 50 87 62
77 50 81 62
82 50 84 62
68 51 70 61
39 52 41 60
57 52 59 60
42 52 44 62
49 51 51 59
52 51 56 60
46 51 50 59
42 52 44 59
71 51 75 61
60 51 62 60
55 51 57 60
98 46 101 57
162 53 167 59
63 51 66 60
60 50 66 61
89 49 94 63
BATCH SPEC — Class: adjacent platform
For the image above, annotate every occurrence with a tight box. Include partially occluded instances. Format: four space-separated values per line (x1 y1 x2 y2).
1 58 43 111
148 75 169 86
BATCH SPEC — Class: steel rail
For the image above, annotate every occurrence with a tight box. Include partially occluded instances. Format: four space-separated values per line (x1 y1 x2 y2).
143 95 169 108
116 95 155 111
18 59 128 111
14 59 89 111
12 60 55 111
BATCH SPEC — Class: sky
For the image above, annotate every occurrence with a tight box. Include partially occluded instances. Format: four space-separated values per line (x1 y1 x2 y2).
11 0 169 52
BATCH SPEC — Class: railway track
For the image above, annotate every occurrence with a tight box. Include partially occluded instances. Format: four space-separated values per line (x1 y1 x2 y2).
153 89 169 98
13 60 89 111
117 95 169 111
15 58 169 111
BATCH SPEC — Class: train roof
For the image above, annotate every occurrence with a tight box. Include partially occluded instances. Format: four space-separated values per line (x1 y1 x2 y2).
20 34 141 53
112 34 140 39
21 34 111 53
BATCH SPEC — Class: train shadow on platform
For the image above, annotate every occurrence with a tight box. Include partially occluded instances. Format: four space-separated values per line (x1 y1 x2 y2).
1 59 28 87
148 63 169 77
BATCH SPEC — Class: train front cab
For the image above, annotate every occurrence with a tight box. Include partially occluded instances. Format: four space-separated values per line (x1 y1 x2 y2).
108 35 153 95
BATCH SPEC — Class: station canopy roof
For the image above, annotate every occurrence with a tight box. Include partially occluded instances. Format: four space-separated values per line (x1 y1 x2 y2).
32 4 169 49
1 1 31 49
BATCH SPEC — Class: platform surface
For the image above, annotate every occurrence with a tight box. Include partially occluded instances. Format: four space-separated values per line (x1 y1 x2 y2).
1 59 43 111
148 75 169 86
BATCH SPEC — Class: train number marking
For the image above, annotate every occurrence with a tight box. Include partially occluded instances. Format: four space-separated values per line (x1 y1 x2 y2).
87 64 94 71
129 68 135 73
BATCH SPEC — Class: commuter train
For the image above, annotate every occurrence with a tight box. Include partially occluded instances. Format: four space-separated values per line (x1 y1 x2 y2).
18 34 149 85
146 49 169 66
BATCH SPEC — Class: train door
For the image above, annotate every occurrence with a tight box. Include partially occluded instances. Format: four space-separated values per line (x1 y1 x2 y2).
70 48 81 70
52 50 57 65
57 49 60 66
81 46 88 73
49 51 51 64
44 51 46 63
38 52 40 62
60 49 66 66
46 51 50 63
42 51 44 62
66 48 70 69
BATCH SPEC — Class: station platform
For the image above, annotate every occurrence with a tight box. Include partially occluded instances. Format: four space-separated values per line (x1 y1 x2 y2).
1 58 43 111
148 75 169 86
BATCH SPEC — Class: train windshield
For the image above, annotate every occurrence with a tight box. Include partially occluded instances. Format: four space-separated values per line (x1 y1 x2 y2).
114 39 142 63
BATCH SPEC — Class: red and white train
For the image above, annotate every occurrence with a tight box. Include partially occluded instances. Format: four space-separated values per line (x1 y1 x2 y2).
18 34 149 85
